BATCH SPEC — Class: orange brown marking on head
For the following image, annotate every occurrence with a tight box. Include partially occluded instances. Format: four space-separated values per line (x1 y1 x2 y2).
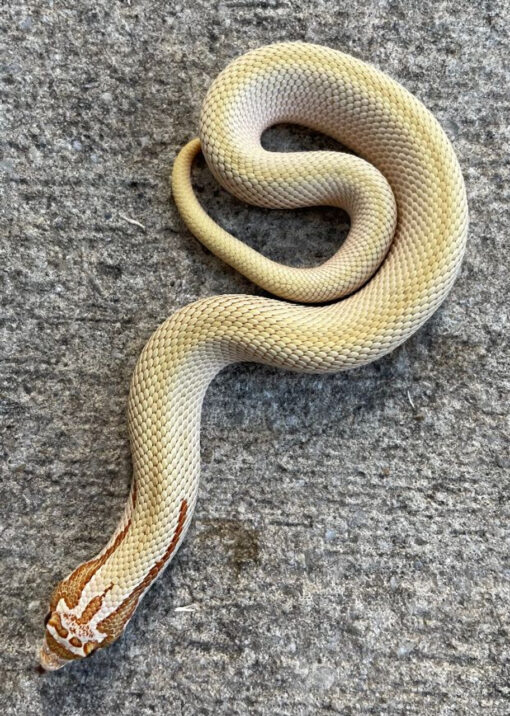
83 641 99 656
97 499 188 644
69 637 82 648
48 612 69 639
45 630 81 662
76 583 114 625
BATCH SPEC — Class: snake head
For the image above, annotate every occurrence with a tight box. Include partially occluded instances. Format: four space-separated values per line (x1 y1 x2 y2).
38 574 119 671
39 602 104 671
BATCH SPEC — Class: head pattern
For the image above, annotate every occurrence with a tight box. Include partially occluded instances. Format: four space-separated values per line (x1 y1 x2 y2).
40 591 109 669
39 519 136 671
39 496 188 670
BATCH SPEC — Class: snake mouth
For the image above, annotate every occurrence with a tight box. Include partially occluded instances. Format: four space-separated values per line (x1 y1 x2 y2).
38 639 71 671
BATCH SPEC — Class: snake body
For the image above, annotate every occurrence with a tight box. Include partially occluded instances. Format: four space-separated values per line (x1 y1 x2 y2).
40 42 467 670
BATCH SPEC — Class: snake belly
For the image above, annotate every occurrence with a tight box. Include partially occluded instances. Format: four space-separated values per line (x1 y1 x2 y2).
40 42 468 670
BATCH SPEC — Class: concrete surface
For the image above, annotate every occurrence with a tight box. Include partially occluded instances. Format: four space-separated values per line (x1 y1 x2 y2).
1 0 509 713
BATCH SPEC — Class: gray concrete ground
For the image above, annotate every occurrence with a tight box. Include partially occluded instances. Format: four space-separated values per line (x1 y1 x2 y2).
1 0 509 713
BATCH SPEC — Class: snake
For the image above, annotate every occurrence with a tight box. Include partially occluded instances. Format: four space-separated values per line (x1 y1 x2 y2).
39 41 467 670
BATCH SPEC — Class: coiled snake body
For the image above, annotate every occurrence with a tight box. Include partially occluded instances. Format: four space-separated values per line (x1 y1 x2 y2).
40 42 467 670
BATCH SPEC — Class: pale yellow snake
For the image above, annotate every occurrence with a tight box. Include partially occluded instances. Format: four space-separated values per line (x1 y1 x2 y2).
40 42 468 670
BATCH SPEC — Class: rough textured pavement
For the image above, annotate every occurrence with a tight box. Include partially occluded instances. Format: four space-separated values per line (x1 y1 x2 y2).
1 1 509 714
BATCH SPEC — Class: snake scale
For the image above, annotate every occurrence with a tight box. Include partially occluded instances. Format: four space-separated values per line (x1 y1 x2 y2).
40 42 467 670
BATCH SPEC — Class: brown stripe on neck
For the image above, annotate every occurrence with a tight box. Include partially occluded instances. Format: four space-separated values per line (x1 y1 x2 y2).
97 499 188 644
50 482 138 611
77 583 114 625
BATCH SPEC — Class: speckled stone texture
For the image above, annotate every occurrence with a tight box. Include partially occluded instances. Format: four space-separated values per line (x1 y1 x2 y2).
1 0 508 713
